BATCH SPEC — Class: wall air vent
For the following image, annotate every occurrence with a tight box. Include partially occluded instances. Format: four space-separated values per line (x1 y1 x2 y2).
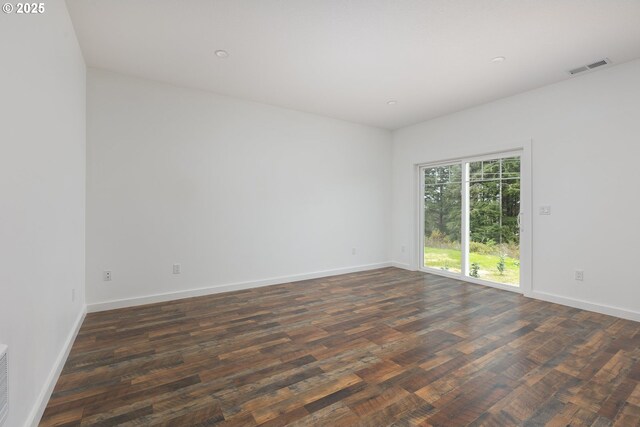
0 345 7 426
568 58 611 76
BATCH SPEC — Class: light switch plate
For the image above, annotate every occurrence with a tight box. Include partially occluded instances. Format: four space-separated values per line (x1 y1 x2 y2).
539 206 551 215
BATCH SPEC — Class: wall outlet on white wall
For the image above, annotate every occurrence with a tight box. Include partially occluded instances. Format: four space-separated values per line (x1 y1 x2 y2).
173 263 181 274
401 245 406 253
103 270 112 281
71 288 76 302
575 270 584 281
351 248 356 255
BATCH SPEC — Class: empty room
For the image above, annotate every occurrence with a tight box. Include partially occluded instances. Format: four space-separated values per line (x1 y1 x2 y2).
2 0 640 426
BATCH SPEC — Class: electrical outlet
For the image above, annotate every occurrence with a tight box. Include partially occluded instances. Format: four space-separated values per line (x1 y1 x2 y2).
401 245 406 253
575 270 584 281
352 248 356 255
173 263 181 274
103 270 112 281
71 288 75 302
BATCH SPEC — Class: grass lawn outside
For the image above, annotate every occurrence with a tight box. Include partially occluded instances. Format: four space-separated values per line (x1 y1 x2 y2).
424 247 519 285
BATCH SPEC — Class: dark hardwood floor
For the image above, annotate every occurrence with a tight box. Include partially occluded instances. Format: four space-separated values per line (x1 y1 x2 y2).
41 268 640 426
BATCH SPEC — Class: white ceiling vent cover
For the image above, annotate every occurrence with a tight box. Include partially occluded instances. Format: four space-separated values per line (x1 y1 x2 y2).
0 345 7 426
568 58 611 75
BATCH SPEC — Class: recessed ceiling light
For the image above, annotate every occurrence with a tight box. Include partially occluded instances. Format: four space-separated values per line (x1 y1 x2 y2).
215 50 229 58
491 56 506 63
387 100 397 105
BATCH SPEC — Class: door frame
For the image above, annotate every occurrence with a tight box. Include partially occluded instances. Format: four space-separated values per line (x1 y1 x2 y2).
415 140 532 296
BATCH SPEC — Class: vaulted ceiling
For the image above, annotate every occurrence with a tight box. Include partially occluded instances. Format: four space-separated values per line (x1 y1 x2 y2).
66 0 640 129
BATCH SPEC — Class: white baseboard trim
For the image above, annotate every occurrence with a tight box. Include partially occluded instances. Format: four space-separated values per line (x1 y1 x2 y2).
87 262 393 313
529 290 640 322
27 305 87 427
390 261 417 271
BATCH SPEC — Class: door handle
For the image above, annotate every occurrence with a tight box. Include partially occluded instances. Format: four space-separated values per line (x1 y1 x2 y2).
518 212 523 232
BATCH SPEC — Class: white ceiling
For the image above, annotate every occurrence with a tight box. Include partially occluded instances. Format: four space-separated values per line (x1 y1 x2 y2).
66 0 640 130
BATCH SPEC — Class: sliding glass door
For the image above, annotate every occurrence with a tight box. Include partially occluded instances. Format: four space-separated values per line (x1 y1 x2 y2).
423 163 462 273
421 152 522 288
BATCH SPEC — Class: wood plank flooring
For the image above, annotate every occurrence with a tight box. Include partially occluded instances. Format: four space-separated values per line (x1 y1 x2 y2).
41 268 640 426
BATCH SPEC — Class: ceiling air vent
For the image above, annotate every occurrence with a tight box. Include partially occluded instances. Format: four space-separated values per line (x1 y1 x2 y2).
0 345 7 426
568 66 588 75
568 58 611 76
587 59 608 69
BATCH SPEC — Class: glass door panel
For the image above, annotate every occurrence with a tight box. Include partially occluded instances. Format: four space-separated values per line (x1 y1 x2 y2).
466 157 521 285
423 164 462 273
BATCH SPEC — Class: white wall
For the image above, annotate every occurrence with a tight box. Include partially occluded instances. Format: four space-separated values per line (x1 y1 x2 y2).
391 58 640 319
0 1 86 425
86 69 391 308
